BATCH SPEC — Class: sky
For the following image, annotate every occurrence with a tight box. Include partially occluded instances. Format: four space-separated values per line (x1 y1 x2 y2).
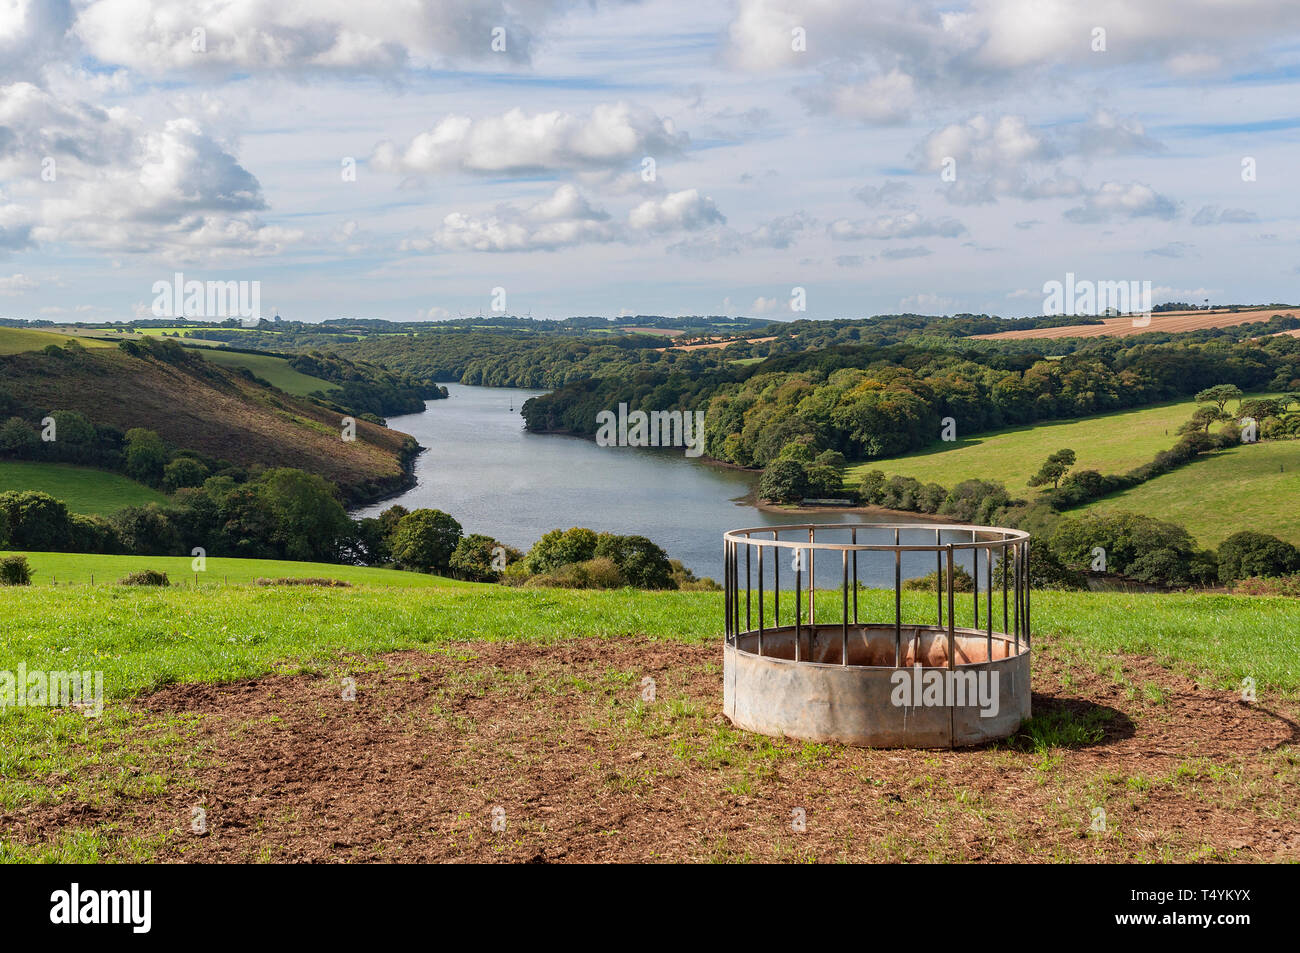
2 0 1300 323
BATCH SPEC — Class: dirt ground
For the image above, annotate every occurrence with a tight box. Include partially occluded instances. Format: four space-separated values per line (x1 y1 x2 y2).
5 637 1298 863
973 307 1300 340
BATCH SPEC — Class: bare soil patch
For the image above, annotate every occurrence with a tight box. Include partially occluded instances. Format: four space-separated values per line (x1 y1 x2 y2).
4 638 1297 862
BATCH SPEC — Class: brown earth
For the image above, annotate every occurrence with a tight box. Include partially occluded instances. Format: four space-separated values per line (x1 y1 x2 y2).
4 637 1296 863
0 345 412 500
974 308 1300 340
657 336 777 352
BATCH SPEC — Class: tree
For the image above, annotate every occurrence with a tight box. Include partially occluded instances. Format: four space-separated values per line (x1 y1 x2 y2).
758 459 807 503
1194 384 1242 415
124 428 168 485
1217 531 1300 584
1027 448 1077 490
256 468 352 562
391 509 464 572
449 534 518 582
162 457 209 492
1178 406 1223 435
0 417 38 457
594 533 675 589
0 491 73 550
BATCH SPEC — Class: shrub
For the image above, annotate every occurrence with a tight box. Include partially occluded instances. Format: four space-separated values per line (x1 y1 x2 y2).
449 534 520 582
903 565 974 592
163 457 210 492
1233 573 1300 597
253 577 351 587
0 555 32 586
524 556 625 589
1217 531 1300 584
524 527 598 574
118 570 170 586
593 533 675 589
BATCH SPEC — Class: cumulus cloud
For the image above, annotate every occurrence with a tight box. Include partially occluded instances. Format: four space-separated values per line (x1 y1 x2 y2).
421 185 616 253
667 211 811 258
0 82 296 256
629 189 724 232
1064 181 1179 223
71 0 574 74
0 0 73 81
828 211 965 240
371 102 687 177
854 181 912 207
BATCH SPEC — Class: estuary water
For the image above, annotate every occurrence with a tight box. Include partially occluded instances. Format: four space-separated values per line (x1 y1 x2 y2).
356 384 971 584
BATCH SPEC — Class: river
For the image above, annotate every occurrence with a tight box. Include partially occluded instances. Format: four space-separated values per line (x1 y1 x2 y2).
356 384 972 584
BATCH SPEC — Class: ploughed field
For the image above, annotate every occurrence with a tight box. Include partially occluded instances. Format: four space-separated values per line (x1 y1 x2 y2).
1 564 1296 863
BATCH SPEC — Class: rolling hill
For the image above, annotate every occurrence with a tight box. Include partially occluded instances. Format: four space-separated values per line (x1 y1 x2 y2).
0 339 415 502
0 461 168 514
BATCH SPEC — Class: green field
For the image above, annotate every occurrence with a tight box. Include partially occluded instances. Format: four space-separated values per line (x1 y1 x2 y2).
0 327 114 354
0 551 470 588
187 348 338 398
0 462 169 515
1080 440 1300 546
845 397 1232 491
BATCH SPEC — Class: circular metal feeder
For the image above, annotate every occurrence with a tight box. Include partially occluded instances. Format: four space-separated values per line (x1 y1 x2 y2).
722 524 1032 748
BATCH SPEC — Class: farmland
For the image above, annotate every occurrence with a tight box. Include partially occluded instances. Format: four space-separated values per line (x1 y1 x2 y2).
0 462 168 515
844 396 1221 491
187 348 339 399
1079 440 1300 546
973 307 1300 340
0 568 1296 862
0 327 114 354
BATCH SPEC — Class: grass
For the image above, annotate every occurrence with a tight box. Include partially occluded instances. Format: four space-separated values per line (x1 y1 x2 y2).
187 348 338 398
844 395 1278 491
0 551 471 588
0 461 169 515
1079 439 1300 546
0 327 113 354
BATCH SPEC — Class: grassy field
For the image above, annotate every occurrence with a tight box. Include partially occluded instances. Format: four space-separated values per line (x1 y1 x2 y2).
0 568 1297 862
187 348 338 398
0 327 114 354
0 462 169 515
844 396 1230 491
0 551 469 588
1080 440 1300 546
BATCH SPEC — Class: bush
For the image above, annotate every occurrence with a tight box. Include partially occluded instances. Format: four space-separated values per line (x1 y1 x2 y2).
902 565 974 592
669 558 721 591
448 534 520 582
118 570 170 586
524 527 598 574
253 577 351 587
1233 573 1300 597
524 556 625 589
1217 531 1300 584
593 533 675 589
0 555 32 586
163 457 210 492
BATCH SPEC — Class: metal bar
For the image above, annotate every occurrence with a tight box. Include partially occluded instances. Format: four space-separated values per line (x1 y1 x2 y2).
894 527 902 668
1002 541 1009 642
807 528 815 626
946 543 956 749
795 556 802 662
986 540 993 662
724 540 731 642
1024 539 1031 648
972 530 979 630
841 549 849 666
936 528 943 626
851 526 858 624
773 530 779 629
757 543 764 656
745 540 751 633
1013 542 1021 653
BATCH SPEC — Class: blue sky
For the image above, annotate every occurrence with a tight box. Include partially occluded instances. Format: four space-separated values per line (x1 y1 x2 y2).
2 0 1300 322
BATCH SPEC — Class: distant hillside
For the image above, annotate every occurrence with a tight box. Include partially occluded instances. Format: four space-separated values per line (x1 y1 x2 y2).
0 339 416 503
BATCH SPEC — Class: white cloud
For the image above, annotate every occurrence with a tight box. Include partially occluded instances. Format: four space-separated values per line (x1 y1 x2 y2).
828 212 965 240
1191 205 1259 226
1064 181 1179 223
629 189 724 232
372 102 686 176
421 184 617 253
0 273 37 294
